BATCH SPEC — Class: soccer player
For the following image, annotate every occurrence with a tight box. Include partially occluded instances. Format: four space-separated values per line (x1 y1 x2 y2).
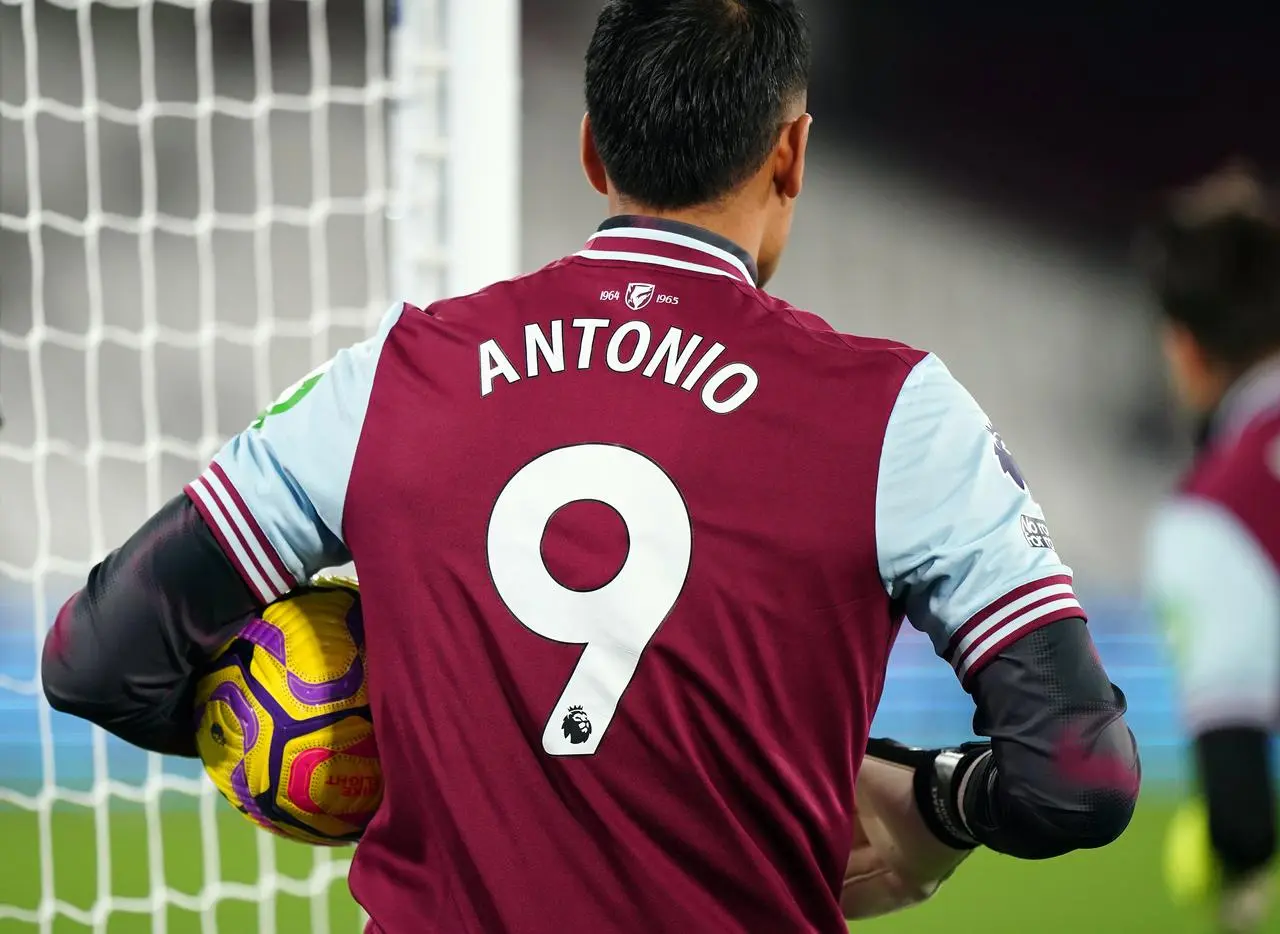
41 1 1139 931
1143 166 1280 932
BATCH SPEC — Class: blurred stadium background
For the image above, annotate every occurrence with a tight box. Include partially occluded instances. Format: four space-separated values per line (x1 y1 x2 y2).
3 1 1279 932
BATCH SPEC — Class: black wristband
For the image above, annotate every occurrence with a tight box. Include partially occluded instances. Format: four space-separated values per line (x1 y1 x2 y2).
865 737 987 850
913 749 980 850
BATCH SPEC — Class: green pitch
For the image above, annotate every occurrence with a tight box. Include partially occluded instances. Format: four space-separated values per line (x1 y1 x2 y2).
0 795 1230 933
0 799 361 934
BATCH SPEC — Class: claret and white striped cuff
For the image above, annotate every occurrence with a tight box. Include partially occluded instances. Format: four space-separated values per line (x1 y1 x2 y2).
185 462 297 604
945 575 1086 685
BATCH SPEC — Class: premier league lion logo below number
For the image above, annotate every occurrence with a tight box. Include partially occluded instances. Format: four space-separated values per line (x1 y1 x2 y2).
561 706 593 745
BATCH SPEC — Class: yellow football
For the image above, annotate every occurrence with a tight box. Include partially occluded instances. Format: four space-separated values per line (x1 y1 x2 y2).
194 578 382 845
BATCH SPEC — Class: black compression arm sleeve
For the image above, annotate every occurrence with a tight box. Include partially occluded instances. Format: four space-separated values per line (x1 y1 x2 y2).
41 494 261 757
1196 727 1277 880
957 618 1141 859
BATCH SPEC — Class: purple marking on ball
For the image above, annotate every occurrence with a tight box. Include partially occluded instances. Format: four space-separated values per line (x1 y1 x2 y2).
230 761 274 830
239 614 364 707
209 680 259 751
240 617 287 665
287 655 364 705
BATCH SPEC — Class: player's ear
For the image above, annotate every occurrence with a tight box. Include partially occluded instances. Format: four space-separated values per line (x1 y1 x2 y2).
580 113 610 197
775 113 812 201
1161 322 1225 414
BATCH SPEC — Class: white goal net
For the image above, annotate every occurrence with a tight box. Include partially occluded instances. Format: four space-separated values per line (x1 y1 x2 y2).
0 0 517 930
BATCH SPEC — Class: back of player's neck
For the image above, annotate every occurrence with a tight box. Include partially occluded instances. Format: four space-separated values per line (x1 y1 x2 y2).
613 203 761 261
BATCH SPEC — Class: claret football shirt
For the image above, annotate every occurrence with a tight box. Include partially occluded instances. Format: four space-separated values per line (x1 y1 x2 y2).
187 217 1083 933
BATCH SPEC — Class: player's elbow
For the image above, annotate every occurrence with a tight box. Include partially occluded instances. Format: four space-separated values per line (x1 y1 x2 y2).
1010 784 1137 858
1000 747 1140 858
41 591 108 718
1084 790 1139 850
997 730 1141 857
41 587 143 729
41 590 189 756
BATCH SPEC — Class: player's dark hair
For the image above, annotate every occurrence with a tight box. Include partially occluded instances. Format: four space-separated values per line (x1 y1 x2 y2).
1140 167 1280 373
584 0 810 211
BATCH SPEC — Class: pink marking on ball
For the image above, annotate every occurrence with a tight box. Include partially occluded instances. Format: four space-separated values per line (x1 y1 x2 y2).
287 734 380 818
287 747 332 814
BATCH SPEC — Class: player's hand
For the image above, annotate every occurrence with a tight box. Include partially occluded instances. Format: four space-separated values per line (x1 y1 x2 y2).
865 737 990 850
843 739 980 919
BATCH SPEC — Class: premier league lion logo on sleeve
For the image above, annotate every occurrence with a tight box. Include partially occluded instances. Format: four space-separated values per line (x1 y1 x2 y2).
987 424 1027 491
561 706 593 745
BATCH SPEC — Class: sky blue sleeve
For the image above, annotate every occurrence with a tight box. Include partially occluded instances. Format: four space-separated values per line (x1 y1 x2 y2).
184 303 405 602
1147 497 1280 733
876 354 1085 685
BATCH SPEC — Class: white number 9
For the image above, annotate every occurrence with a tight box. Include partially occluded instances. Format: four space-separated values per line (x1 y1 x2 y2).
486 444 692 755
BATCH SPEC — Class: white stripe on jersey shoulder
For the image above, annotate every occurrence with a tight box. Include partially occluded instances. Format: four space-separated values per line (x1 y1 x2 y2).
949 580 1079 666
574 248 744 281
955 596 1083 682
187 472 285 603
587 225 756 284
200 468 293 598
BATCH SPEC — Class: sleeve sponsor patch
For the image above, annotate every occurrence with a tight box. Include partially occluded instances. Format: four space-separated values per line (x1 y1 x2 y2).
1020 514 1054 550
251 363 330 429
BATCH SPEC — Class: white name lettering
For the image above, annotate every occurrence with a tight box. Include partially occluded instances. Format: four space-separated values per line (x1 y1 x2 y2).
701 362 758 414
480 339 521 397
574 318 609 370
642 327 703 384
606 321 651 373
479 319 758 414
525 321 565 378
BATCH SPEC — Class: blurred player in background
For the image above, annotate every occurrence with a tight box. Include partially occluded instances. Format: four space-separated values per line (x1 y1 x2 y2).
42 1 1139 931
1144 166 1280 933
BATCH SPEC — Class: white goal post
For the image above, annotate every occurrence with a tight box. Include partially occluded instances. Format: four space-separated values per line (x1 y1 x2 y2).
0 0 518 931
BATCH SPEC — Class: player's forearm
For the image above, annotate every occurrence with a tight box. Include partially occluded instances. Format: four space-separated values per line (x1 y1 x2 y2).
958 618 1141 859
843 751 974 919
1196 727 1277 880
41 494 260 757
